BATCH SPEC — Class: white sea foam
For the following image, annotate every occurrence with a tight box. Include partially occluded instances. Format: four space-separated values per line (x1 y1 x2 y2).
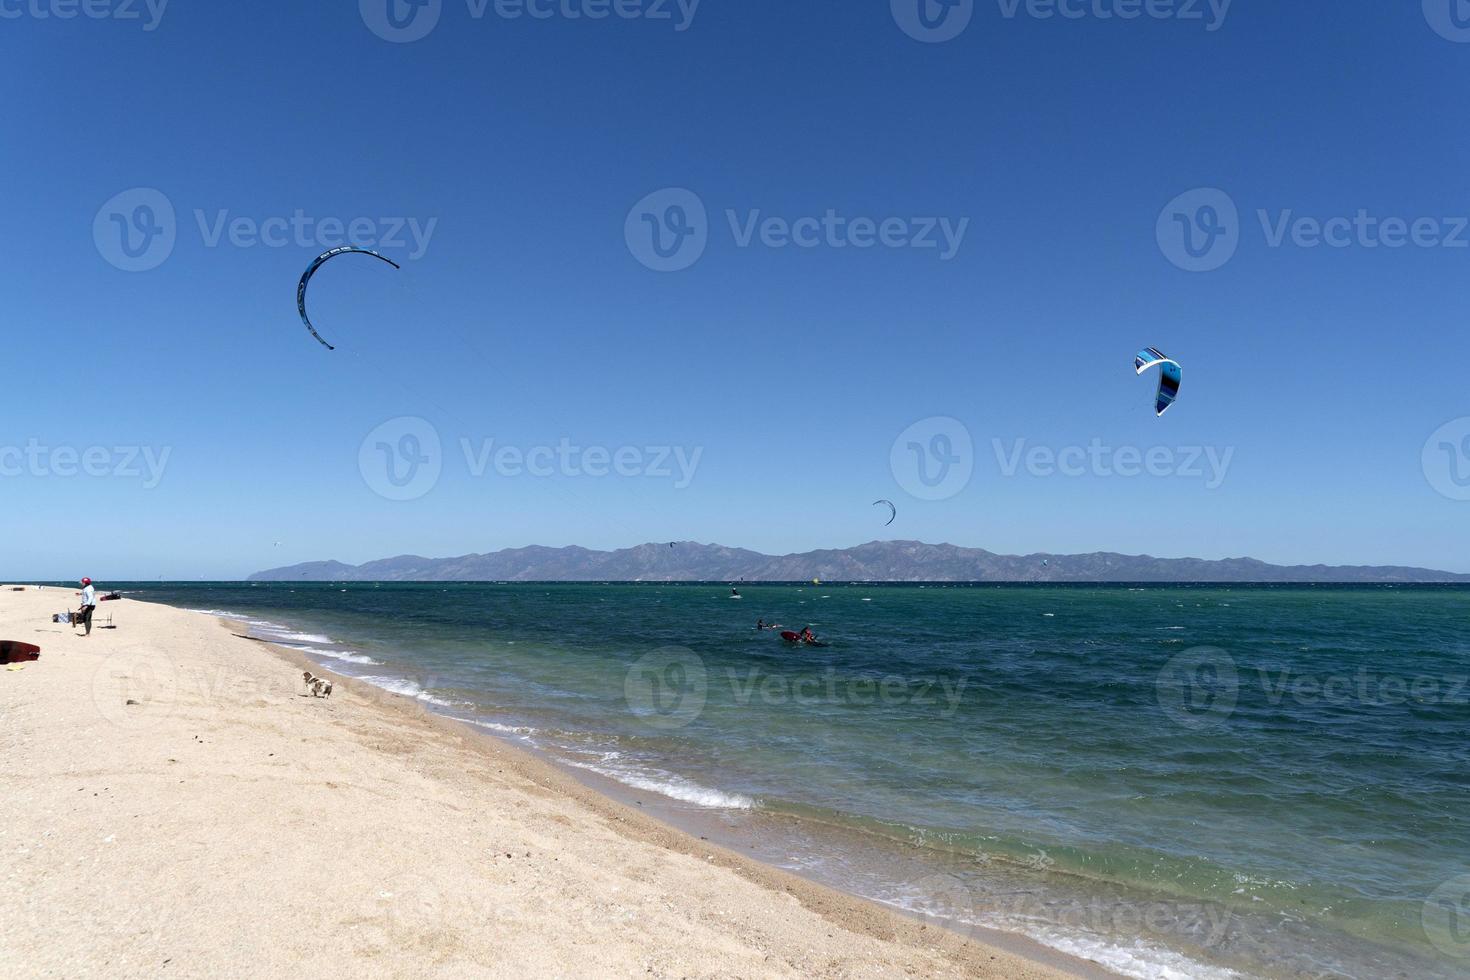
280 644 380 666
357 675 458 707
561 758 754 810
264 631 335 644
1021 926 1244 980
878 894 1244 980
461 718 537 737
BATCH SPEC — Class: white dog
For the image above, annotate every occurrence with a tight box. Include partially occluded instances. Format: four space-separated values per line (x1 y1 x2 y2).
303 671 333 697
303 672 334 698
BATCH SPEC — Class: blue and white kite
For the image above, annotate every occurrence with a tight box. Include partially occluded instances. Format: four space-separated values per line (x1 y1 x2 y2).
1134 348 1182 416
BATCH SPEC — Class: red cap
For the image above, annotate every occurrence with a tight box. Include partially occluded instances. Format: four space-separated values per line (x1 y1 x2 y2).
81 578 92 585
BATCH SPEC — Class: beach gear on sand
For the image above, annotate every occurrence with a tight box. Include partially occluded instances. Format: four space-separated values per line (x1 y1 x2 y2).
0 641 41 664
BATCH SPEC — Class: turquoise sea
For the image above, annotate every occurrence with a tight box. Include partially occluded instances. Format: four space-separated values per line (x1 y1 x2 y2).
126 582 1470 978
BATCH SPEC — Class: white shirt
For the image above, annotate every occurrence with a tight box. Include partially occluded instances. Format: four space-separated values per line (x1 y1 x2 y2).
81 585 96 606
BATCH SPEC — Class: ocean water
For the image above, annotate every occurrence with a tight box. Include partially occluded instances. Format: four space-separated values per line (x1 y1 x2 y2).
124 582 1470 978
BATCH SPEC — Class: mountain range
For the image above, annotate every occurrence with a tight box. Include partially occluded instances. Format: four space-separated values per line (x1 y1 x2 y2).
249 541 1470 583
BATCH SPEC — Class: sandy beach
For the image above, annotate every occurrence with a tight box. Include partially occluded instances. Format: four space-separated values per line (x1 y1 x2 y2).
0 589 1096 979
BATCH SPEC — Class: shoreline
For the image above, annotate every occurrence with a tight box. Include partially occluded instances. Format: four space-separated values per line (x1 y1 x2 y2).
232 615 1113 979
1 589 1103 978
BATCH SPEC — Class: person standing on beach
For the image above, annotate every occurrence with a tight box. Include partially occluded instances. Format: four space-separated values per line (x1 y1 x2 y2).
76 577 97 636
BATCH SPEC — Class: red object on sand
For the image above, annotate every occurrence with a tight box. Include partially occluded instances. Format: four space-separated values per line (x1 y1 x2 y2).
0 641 41 663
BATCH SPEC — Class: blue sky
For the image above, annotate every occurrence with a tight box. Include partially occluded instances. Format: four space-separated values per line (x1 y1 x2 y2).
5 0 1470 578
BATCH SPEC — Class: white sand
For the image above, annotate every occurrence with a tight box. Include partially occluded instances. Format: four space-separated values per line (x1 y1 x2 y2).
0 589 1098 978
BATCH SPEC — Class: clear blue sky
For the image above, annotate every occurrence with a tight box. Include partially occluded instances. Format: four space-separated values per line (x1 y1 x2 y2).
5 1 1470 578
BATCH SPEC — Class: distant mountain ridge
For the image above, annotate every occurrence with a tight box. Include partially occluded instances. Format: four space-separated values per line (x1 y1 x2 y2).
249 541 1470 583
